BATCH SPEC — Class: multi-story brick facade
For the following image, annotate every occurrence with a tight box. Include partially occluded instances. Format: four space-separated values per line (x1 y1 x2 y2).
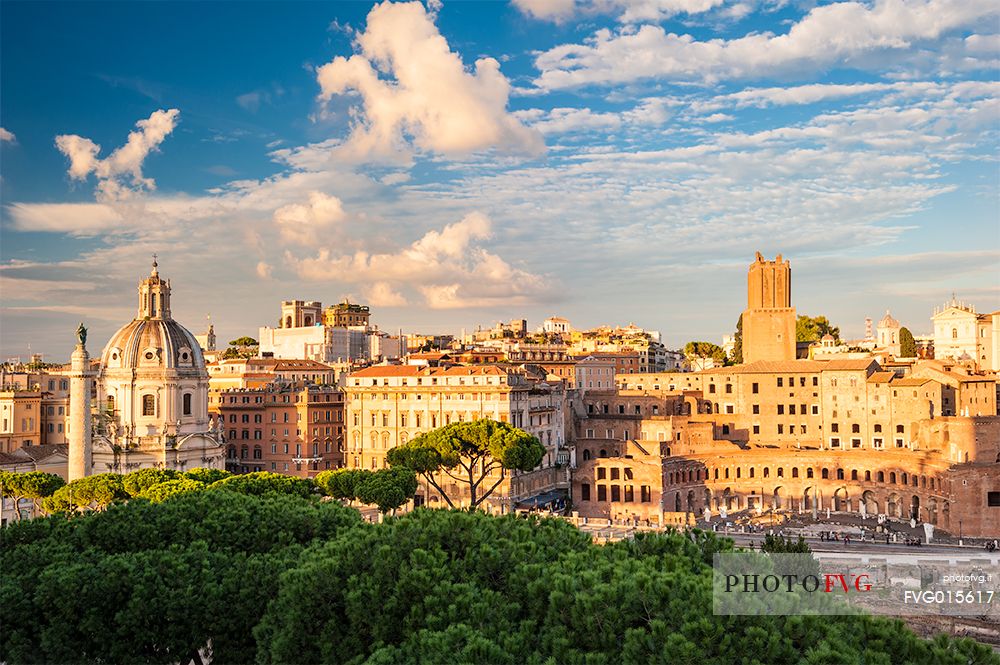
344 365 568 511
213 384 344 477
574 356 999 536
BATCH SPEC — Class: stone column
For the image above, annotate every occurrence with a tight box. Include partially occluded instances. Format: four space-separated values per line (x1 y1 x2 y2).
68 341 95 481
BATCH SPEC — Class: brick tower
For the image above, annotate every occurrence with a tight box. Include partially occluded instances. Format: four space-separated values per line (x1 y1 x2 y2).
742 252 796 363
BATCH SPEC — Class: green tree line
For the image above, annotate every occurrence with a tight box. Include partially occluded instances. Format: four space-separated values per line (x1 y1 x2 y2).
2 494 995 664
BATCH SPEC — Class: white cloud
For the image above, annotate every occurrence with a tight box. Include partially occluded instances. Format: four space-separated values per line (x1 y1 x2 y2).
365 281 407 306
519 107 622 135
256 261 274 279
533 0 1000 89
54 108 180 201
315 1 544 159
236 91 264 113
289 211 548 309
6 202 124 236
273 191 347 245
700 112 734 122
0 127 15 143
511 0 576 22
512 0 725 23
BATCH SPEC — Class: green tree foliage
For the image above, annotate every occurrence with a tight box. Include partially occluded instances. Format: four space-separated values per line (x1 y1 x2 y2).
184 467 232 484
761 534 812 553
683 341 727 364
121 468 183 497
3 501 995 665
210 471 315 498
0 471 65 519
355 468 418 514
796 315 841 343
387 420 544 510
42 474 128 514
900 327 917 357
223 336 259 360
316 468 418 514
315 468 368 500
1 490 361 664
140 478 205 503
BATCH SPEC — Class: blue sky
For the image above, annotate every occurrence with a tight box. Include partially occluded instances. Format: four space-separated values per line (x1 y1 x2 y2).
1 0 998 360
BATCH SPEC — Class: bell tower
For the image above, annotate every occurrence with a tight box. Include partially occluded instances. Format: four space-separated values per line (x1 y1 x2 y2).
137 255 171 319
742 252 796 363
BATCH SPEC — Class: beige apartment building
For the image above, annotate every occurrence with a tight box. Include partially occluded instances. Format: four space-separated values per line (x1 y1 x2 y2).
344 364 568 511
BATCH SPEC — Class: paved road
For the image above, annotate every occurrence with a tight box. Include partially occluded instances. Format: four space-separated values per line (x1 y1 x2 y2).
724 532 999 556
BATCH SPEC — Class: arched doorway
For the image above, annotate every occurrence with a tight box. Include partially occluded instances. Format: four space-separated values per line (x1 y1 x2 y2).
910 495 920 521
833 487 849 512
803 487 814 512
887 492 901 518
942 501 950 528
674 493 682 512
704 488 712 512
723 487 734 511
772 486 783 511
686 489 696 513
928 497 938 524
862 490 878 515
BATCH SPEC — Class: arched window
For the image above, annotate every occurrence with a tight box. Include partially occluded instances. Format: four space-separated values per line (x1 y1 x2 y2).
106 395 115 412
952 328 958 339
182 393 192 416
749 467 755 478
851 470 858 481
807 468 814 479
285 316 293 328
599 449 608 458
836 469 845 480
583 449 592 461
142 394 155 416
253 446 262 459
890 472 897 484
877 471 885 483
791 468 798 478
763 467 770 478
821 468 829 479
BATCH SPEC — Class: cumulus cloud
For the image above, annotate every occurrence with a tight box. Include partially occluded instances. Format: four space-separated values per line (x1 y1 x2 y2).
0 127 15 143
365 281 407 306
256 261 274 279
315 1 544 159
6 202 124 237
54 109 180 201
512 0 576 22
289 212 548 308
513 0 725 23
273 191 347 245
533 0 1000 89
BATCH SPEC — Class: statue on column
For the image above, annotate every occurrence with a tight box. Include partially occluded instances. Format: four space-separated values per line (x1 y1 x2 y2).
76 322 88 346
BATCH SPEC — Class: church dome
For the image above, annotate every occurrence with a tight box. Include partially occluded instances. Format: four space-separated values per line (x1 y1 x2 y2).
878 310 900 329
101 318 205 371
99 258 206 375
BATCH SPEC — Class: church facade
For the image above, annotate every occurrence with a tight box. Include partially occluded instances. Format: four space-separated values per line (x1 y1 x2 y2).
88 259 225 474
